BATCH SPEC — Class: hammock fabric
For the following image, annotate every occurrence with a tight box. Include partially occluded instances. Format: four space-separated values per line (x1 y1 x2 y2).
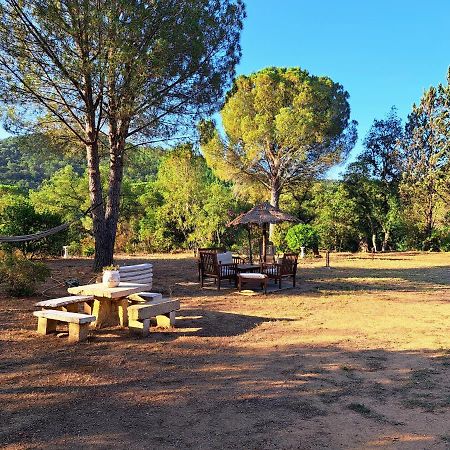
0 202 102 244
0 223 70 243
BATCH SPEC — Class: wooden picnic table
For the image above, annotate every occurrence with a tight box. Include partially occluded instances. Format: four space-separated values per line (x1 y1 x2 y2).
68 282 147 328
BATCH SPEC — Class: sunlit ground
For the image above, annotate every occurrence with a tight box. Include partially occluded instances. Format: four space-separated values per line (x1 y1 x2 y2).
1 251 449 449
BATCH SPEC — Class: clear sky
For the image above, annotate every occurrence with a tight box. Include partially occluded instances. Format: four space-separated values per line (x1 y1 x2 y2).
0 0 448 178
235 0 450 177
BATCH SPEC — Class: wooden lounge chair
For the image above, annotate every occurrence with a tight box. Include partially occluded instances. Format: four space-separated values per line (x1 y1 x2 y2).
260 252 299 288
199 251 238 290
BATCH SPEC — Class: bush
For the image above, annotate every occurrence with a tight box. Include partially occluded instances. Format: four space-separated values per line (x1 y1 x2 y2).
285 224 319 253
67 241 82 256
438 227 450 252
79 237 95 257
0 255 50 296
422 233 440 252
0 200 67 257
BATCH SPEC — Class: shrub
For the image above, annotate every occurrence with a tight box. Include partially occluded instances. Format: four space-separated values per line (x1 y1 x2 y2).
286 224 319 253
439 227 450 251
67 241 82 256
0 255 50 296
0 200 67 257
422 233 440 252
79 237 95 257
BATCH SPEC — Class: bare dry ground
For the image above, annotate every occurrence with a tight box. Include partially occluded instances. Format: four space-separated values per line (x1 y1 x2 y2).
1 252 449 450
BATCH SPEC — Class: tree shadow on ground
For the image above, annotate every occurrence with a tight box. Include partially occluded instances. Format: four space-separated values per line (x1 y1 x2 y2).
1 339 449 449
2 255 450 449
299 264 450 295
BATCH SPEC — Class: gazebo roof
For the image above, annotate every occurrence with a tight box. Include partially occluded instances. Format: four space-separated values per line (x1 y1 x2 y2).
227 202 298 227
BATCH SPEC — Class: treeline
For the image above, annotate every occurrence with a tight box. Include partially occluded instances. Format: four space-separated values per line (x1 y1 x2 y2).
2 77 450 256
278 99 450 253
0 143 250 256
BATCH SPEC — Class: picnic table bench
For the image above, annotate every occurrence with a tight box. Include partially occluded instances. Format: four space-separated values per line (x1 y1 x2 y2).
128 297 180 337
35 295 94 313
33 309 95 342
32 263 181 342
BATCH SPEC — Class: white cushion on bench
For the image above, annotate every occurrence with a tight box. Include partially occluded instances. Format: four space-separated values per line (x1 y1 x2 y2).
239 273 267 279
119 263 153 287
217 251 233 265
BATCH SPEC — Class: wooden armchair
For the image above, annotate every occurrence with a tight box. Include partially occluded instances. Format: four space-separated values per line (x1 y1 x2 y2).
196 247 225 281
199 251 237 290
260 253 299 288
232 255 246 265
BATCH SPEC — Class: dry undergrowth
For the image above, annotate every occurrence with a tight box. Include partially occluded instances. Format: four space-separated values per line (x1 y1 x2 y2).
1 252 449 449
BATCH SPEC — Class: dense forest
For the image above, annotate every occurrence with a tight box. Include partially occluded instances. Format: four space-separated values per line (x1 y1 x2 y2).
1 92 450 257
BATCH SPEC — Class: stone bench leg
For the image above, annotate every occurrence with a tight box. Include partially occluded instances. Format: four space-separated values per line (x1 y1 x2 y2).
68 323 90 343
82 301 93 315
37 317 57 335
156 311 176 328
118 299 129 327
63 304 80 313
128 318 150 337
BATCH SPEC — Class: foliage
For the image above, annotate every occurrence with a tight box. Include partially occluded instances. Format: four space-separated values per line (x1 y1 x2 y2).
103 265 119 271
310 181 360 251
0 254 50 296
0 199 67 257
0 135 84 190
30 166 88 221
201 67 357 209
0 0 245 269
435 227 450 252
285 224 319 253
137 145 243 251
400 79 450 247
361 107 404 183
344 109 404 251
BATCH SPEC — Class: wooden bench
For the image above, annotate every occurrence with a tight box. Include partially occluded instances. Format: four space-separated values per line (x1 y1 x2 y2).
33 310 96 342
35 295 94 313
128 298 180 337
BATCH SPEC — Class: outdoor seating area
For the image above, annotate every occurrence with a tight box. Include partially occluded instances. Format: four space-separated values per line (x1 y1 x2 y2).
32 263 180 342
3 2 450 447
198 248 299 292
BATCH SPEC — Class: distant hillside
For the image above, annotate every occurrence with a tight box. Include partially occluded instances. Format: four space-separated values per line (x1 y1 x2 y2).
0 135 84 190
0 135 165 190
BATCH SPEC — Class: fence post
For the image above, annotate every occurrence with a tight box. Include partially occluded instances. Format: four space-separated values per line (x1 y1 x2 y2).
325 250 330 269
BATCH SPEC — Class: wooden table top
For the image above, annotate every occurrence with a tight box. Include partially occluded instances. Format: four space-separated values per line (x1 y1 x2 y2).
68 282 147 299
237 264 260 270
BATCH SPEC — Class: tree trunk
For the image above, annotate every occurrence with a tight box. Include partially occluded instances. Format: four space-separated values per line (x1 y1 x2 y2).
372 233 378 253
381 228 389 252
269 181 281 239
86 139 109 271
102 118 128 269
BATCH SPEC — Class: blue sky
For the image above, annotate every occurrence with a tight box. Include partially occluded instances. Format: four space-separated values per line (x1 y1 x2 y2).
236 0 450 177
0 0 448 178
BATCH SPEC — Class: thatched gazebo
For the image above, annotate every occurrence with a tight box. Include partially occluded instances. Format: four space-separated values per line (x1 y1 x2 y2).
227 202 298 263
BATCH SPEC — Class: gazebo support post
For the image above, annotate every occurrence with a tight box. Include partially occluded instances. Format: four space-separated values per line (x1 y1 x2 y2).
247 225 253 264
262 223 268 263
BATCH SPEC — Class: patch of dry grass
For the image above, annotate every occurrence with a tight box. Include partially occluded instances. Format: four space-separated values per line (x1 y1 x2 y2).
1 251 449 449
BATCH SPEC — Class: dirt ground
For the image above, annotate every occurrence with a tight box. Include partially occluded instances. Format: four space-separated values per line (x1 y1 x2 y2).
1 252 449 450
